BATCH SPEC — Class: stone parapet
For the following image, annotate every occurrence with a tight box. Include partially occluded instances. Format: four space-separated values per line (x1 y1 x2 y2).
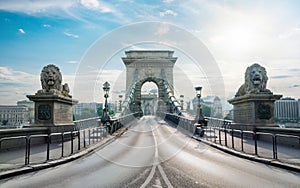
27 94 78 128
228 94 282 127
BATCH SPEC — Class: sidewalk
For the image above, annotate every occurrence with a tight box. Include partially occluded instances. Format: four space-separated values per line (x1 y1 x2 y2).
162 116 300 172
0 127 128 179
194 128 300 172
0 136 99 172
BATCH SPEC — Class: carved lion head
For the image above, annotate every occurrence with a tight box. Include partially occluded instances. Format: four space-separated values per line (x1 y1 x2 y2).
40 64 62 92
245 63 268 93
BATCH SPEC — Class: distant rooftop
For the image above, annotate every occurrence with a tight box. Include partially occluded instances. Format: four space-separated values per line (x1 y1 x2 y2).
280 97 295 100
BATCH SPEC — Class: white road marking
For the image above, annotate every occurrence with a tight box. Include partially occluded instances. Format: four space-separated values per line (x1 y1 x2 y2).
158 164 173 188
140 121 173 188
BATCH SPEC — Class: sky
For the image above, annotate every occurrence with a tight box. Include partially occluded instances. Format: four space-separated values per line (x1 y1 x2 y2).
0 0 300 111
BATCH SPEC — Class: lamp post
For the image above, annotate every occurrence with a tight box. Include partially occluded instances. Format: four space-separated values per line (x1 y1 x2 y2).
119 95 123 112
194 86 205 137
180 95 184 110
101 81 110 124
195 86 204 124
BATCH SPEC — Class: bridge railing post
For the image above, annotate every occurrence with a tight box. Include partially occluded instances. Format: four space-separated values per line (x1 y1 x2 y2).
254 132 258 156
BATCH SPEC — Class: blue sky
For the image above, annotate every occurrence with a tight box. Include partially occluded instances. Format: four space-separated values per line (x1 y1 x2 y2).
0 0 300 108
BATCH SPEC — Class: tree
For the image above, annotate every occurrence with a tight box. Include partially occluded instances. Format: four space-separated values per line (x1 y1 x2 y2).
224 114 232 120
97 107 103 117
97 107 114 117
202 105 212 117
108 109 115 115
2 120 8 126
77 108 98 119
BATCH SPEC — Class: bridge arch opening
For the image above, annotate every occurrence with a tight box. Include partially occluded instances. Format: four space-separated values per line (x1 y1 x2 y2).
128 76 170 116
140 82 158 116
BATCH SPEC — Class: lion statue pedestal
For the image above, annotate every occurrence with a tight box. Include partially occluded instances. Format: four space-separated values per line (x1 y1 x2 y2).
27 64 78 133
228 63 282 130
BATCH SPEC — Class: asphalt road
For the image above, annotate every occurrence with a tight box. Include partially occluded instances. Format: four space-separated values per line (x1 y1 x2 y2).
1 116 300 188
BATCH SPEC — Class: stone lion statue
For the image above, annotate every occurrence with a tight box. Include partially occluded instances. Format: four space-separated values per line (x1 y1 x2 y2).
37 64 71 97
235 63 272 97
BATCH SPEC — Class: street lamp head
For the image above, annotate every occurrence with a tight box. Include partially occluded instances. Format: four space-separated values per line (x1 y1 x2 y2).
101 81 111 125
195 86 202 97
103 81 110 95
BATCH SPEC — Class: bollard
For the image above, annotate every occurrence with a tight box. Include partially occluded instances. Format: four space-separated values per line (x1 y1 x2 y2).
231 129 235 149
241 131 244 152
47 135 51 161
273 135 277 159
254 133 258 156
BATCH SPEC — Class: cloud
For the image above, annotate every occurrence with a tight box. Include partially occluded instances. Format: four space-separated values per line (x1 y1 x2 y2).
155 23 170 36
0 0 116 24
18 28 25 34
43 24 51 27
163 0 174 3
288 68 300 72
0 66 40 104
72 69 126 103
80 0 100 9
279 27 300 39
0 67 13 75
0 0 75 13
1 0 300 104
63 31 79 38
80 0 115 13
159 10 177 17
289 84 300 88
67 60 78 64
270 75 293 79
124 44 147 50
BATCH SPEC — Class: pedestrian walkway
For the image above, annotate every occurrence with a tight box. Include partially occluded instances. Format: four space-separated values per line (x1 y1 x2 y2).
198 128 300 168
0 128 110 173
1 121 299 179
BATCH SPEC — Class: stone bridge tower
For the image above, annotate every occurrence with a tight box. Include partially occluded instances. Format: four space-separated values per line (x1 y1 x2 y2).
122 50 178 115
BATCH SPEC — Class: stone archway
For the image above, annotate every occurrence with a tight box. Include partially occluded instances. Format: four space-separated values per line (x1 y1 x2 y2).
122 50 177 115
130 77 169 115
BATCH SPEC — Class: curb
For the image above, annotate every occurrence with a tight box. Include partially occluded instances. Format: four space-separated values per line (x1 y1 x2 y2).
192 136 300 173
0 127 128 180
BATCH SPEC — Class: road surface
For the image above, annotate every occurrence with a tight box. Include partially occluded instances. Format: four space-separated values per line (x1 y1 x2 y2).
1 116 300 187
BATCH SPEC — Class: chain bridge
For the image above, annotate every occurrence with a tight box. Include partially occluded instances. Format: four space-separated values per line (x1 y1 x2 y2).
1 51 300 187
120 50 182 116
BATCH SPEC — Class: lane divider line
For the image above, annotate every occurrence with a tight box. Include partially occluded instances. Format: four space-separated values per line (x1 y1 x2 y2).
140 122 173 188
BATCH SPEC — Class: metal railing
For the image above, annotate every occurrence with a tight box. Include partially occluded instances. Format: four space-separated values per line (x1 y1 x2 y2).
159 112 300 163
74 117 99 130
209 127 300 160
0 128 105 165
0 113 138 166
107 113 138 134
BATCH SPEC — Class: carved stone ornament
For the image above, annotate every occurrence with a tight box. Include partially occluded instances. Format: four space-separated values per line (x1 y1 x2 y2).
38 104 51 120
37 64 71 97
235 63 272 97
257 103 271 120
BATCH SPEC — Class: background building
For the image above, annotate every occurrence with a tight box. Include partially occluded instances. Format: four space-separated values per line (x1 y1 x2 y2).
298 99 300 123
141 93 157 115
17 100 34 124
73 102 102 120
212 96 223 118
274 97 299 123
0 105 30 127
